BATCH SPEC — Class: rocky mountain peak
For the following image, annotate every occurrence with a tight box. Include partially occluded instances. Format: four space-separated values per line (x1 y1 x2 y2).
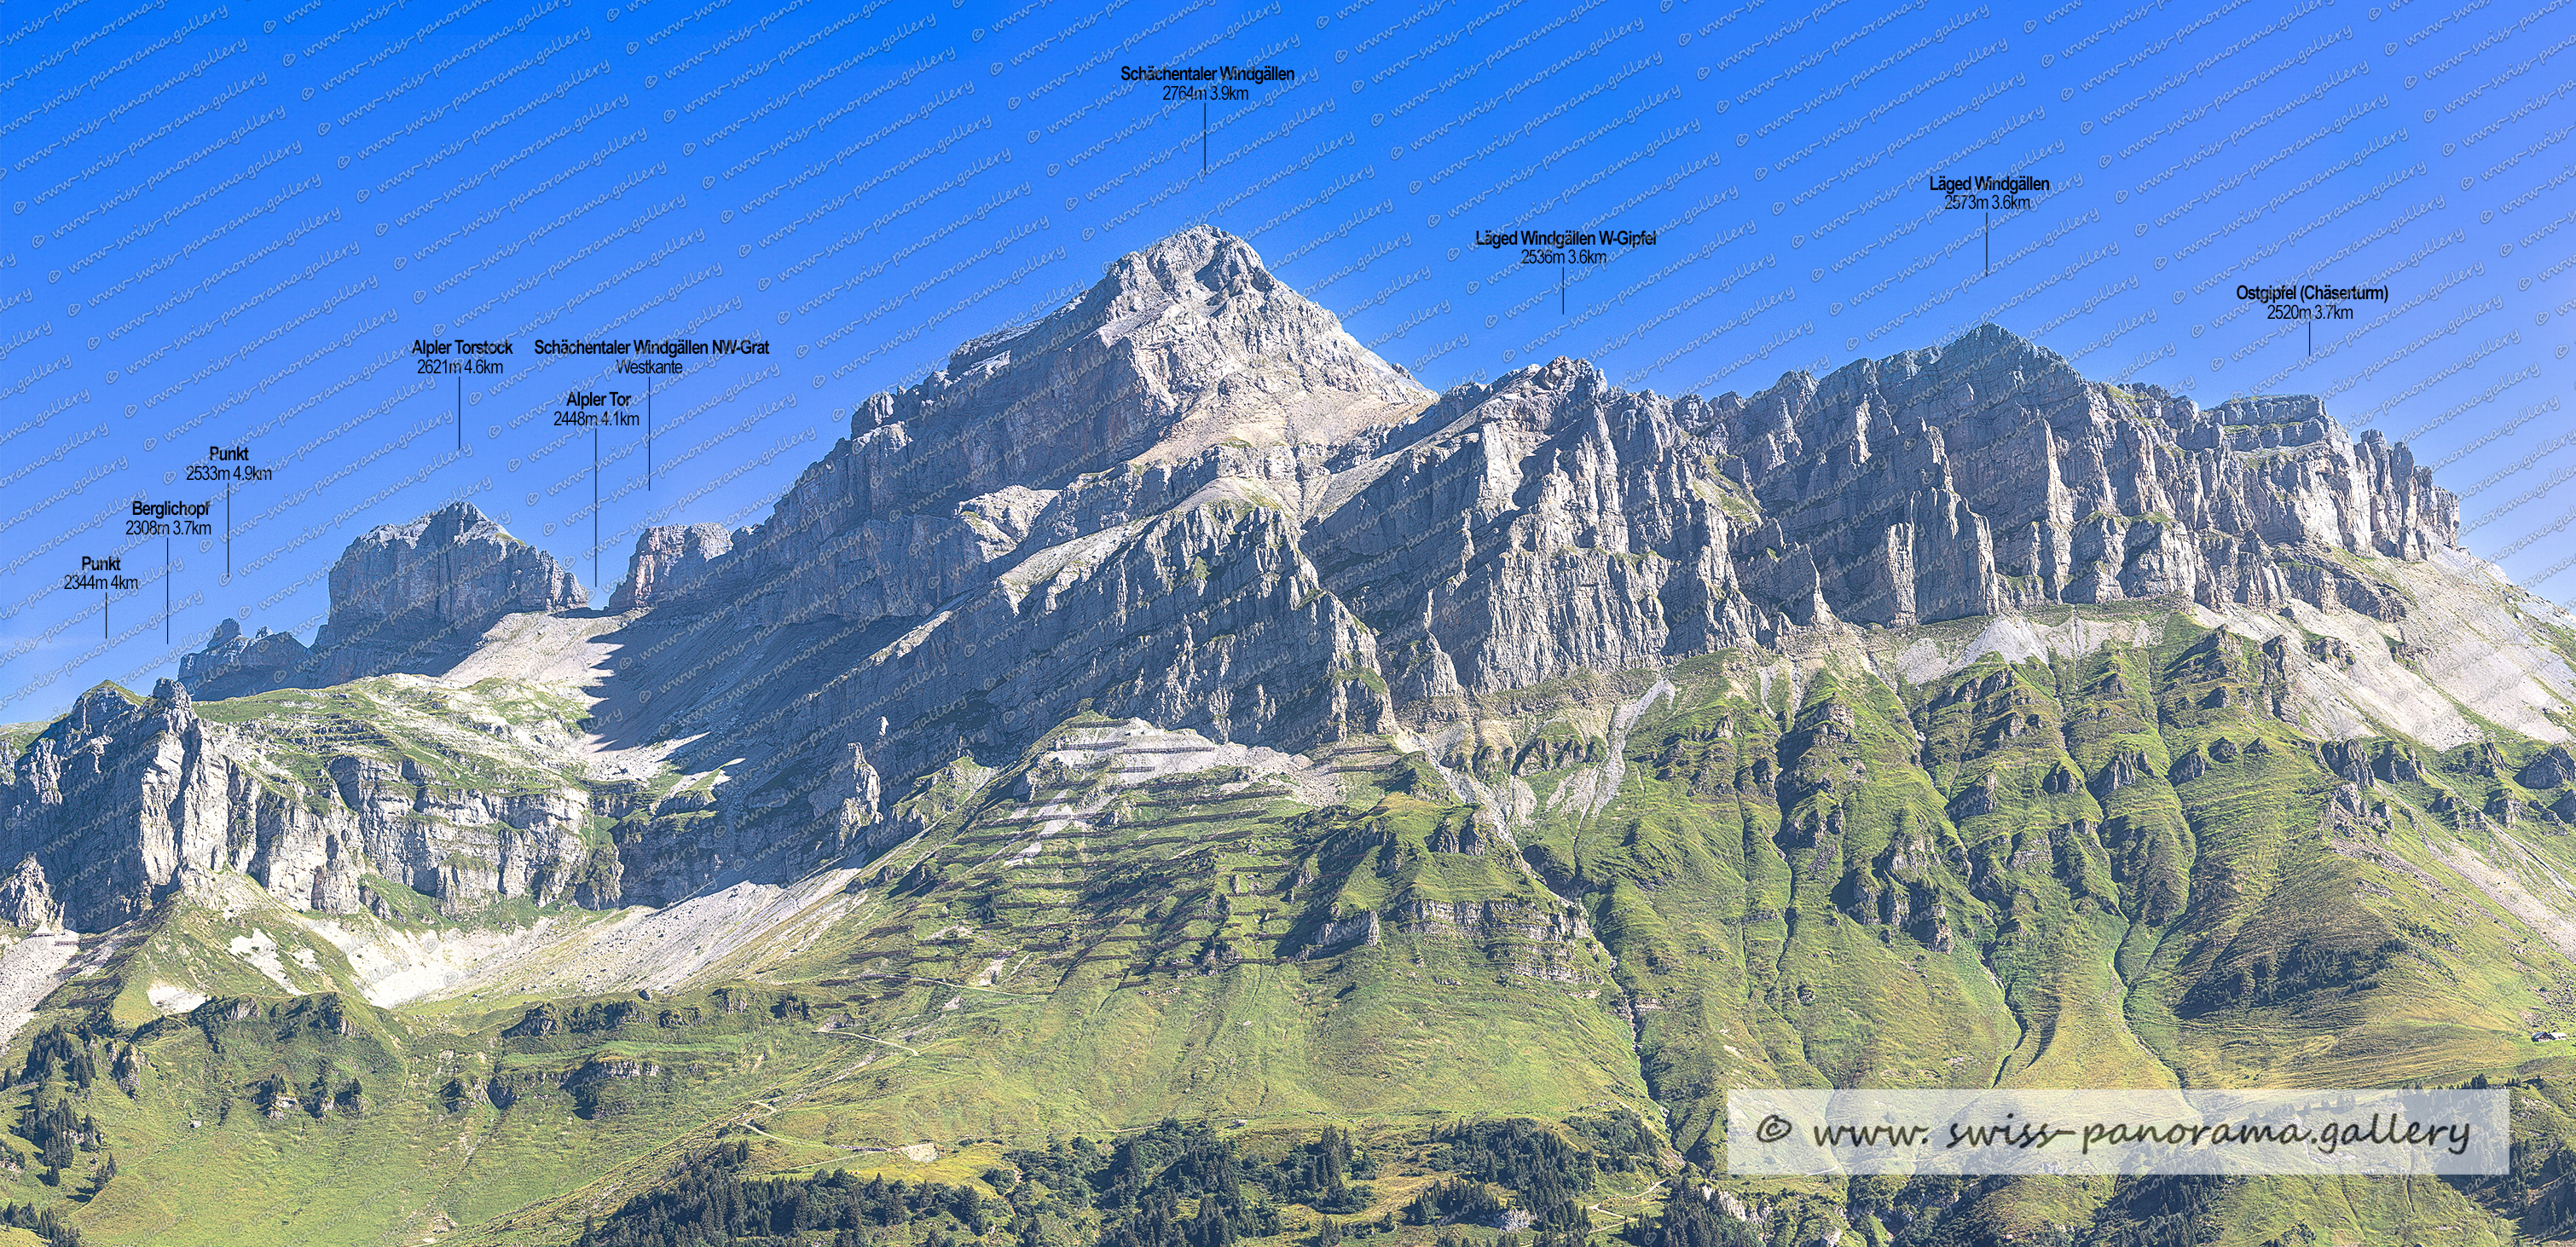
309 501 583 679
62 683 138 736
1758 326 2444 624
317 500 582 644
678 228 1436 629
177 502 585 698
1473 355 1614 414
586 248 2476 793
178 617 315 701
1083 225 1428 466
1942 319 2084 378
1098 224 1277 308
130 235 2480 903
848 226 1427 505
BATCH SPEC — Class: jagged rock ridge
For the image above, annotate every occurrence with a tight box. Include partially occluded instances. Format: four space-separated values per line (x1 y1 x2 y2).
179 502 585 699
49 227 2476 927
15 226 2576 1247
0 676 611 928
602 231 2455 811
1716 341 2450 628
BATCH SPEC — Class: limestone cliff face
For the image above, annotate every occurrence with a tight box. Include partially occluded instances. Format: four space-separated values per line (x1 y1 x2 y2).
178 504 588 700
0 679 609 929
311 502 587 678
13 228 2472 927
610 524 732 612
589 229 2462 869
1711 326 2454 628
1311 357 1757 700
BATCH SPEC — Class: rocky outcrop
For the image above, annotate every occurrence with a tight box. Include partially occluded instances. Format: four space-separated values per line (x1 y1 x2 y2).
0 678 614 928
178 504 586 699
9 227 2475 929
310 502 585 680
1300 910 1381 955
0 856 61 932
177 620 312 701
610 524 732 612
2522 747 2576 790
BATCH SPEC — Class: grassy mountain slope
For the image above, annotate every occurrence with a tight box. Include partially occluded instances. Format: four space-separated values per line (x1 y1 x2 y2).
9 577 2576 1244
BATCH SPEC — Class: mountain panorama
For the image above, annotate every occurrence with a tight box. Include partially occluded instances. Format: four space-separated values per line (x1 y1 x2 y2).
6 225 2576 1245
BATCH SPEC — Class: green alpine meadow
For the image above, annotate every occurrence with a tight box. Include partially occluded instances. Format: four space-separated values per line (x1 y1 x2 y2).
8 229 2576 1246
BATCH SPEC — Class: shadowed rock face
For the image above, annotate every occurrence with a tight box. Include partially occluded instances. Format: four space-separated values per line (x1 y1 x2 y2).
177 619 313 701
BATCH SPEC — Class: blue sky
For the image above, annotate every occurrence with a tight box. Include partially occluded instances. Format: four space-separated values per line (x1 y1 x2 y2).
1 0 2567 719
